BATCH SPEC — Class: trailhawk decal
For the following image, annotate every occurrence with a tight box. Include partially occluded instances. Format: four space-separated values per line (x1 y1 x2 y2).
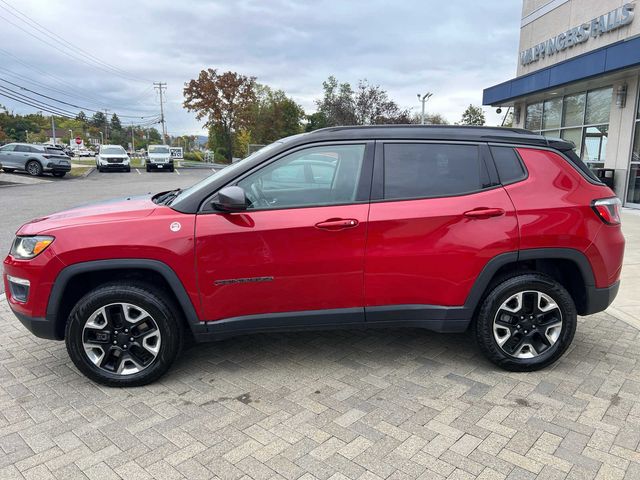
214 276 274 286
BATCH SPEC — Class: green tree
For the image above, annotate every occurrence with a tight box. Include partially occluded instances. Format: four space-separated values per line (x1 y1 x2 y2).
248 85 304 145
90 111 107 128
110 113 122 132
76 111 88 123
183 69 257 162
410 112 449 125
459 104 486 126
305 111 329 132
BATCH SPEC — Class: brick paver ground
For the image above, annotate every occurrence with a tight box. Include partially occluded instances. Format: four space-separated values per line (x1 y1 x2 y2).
1 299 639 479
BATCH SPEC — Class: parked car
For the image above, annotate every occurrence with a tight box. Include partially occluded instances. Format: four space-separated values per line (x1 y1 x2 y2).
146 144 174 172
77 149 94 157
3 126 624 386
96 144 130 172
0 142 71 177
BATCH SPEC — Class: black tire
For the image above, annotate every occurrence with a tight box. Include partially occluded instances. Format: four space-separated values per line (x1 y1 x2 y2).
3 168 15 173
474 273 576 371
53 172 66 178
146 165 151 172
169 165 174 172
65 282 184 387
26 160 42 176
126 167 131 172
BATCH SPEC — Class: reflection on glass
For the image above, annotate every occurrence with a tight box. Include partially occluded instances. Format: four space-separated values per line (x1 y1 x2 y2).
627 164 640 204
541 130 560 138
633 123 640 163
585 88 612 125
583 125 608 163
525 103 542 130
562 93 586 127
543 98 562 129
561 127 583 156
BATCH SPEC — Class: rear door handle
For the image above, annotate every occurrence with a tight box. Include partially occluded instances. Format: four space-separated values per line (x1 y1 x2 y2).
463 208 505 219
315 218 359 230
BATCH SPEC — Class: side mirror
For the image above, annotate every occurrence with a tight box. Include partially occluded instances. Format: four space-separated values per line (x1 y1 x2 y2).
213 186 248 212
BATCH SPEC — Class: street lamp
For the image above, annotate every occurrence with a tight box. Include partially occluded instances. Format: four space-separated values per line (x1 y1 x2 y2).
99 131 104 144
69 129 73 146
25 130 29 142
417 92 433 124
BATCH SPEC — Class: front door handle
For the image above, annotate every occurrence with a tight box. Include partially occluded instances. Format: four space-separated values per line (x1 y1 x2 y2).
315 218 359 230
463 208 505 219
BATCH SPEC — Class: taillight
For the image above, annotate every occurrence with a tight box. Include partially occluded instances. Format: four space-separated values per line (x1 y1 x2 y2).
592 197 621 225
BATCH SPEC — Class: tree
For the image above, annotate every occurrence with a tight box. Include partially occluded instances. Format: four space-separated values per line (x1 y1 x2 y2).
312 76 411 129
305 111 329 132
183 69 257 162
110 113 122 132
76 111 88 123
90 111 107 128
410 112 449 125
459 104 486 126
248 85 304 145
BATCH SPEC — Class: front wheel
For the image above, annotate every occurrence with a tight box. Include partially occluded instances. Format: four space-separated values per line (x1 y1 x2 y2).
65 282 184 386
475 273 576 371
26 160 42 176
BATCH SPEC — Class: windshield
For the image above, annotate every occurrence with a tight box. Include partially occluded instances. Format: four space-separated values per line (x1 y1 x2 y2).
149 146 170 154
101 147 125 155
170 138 291 205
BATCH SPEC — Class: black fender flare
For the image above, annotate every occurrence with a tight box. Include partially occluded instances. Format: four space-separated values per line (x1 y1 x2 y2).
46 259 204 338
463 247 596 312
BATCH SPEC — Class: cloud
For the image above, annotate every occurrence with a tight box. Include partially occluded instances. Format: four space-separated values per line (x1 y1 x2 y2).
0 0 521 134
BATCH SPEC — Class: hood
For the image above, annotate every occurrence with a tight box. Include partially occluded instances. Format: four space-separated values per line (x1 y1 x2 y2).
100 154 129 159
148 153 171 159
17 195 157 235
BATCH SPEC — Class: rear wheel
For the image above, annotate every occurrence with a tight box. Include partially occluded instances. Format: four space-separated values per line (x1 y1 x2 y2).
65 282 184 386
26 160 42 176
475 273 576 371
126 166 131 172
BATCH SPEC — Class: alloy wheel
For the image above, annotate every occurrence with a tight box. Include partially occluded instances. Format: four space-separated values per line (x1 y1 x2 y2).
82 302 161 375
492 290 563 359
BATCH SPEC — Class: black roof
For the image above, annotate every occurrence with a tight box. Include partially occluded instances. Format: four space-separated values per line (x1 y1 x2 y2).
302 125 573 150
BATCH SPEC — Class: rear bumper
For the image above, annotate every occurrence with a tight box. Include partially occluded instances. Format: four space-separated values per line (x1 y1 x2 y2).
48 164 71 173
583 280 619 315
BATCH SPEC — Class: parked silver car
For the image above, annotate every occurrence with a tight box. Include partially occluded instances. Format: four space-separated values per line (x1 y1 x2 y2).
0 143 71 177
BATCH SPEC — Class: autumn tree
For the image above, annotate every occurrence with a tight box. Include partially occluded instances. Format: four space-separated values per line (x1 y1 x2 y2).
183 69 257 162
459 104 486 126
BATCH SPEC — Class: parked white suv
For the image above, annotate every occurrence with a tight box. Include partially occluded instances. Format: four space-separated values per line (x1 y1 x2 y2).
146 144 174 172
96 145 130 172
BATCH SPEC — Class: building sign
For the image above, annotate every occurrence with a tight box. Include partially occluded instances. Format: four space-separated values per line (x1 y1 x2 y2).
520 3 634 66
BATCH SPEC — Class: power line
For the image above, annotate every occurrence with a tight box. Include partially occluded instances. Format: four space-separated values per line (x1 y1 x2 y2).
0 0 151 83
154 82 168 143
0 77 161 119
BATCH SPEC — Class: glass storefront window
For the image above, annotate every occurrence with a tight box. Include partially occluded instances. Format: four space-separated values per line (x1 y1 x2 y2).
541 130 560 138
562 93 586 127
561 128 583 156
582 125 608 164
633 122 640 163
542 98 562 129
585 88 612 125
627 163 640 204
525 103 542 130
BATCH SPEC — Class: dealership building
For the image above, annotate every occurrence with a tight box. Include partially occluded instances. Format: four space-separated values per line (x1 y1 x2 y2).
483 1 640 206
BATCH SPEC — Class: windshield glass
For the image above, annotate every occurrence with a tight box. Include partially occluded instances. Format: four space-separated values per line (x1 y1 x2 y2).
149 146 169 154
170 138 290 205
101 147 125 155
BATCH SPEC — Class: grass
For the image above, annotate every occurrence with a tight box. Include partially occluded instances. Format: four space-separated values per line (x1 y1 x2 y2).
69 166 93 178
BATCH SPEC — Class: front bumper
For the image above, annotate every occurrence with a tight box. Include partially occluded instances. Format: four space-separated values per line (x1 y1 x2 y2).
100 163 130 170
583 280 620 315
11 308 60 340
148 161 173 169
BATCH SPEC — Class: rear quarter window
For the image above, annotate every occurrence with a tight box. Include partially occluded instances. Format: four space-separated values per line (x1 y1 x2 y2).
490 146 527 184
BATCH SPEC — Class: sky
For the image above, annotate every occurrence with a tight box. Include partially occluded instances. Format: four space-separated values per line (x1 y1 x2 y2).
0 0 523 136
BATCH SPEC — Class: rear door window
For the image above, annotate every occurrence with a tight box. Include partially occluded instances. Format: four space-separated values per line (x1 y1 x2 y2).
383 143 490 200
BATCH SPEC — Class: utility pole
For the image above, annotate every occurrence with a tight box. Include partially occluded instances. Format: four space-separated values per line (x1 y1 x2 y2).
131 125 135 153
154 82 167 144
103 109 110 142
51 115 56 145
417 92 433 124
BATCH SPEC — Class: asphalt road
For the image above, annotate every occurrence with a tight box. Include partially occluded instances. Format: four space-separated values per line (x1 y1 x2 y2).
0 167 214 293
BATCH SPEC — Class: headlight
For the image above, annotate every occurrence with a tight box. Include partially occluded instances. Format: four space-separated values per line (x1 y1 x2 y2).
10 236 54 260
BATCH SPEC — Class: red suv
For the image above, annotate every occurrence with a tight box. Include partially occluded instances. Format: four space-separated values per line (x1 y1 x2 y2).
3 126 624 386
